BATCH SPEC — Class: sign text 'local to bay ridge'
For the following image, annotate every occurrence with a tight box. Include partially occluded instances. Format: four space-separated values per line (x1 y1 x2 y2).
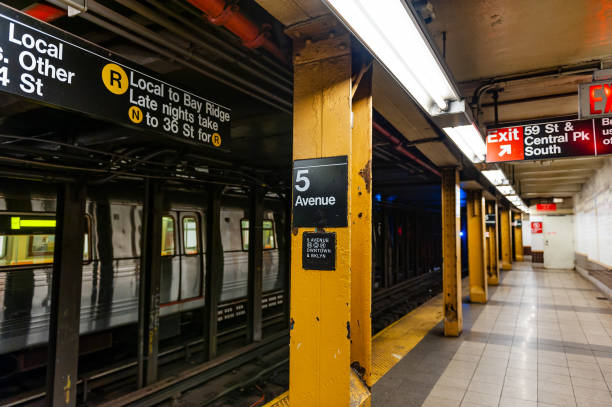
0 3 230 149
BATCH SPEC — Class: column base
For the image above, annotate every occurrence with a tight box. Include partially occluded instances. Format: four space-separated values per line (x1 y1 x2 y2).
470 290 487 304
444 321 462 337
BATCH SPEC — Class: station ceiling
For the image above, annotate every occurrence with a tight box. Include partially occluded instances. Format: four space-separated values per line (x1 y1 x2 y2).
425 0 612 201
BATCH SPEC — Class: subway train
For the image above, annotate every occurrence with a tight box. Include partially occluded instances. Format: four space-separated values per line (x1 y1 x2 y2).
0 180 288 359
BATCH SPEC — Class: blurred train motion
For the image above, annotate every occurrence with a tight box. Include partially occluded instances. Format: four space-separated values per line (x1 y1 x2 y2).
0 181 288 375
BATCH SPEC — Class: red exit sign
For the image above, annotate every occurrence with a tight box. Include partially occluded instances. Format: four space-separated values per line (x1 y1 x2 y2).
579 80 612 118
486 126 524 162
536 203 557 211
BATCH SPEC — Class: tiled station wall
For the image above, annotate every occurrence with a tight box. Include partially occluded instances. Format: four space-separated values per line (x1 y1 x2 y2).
574 157 612 271
521 217 531 255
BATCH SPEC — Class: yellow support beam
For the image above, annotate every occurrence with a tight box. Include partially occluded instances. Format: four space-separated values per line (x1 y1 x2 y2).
441 168 462 337
513 213 524 261
287 16 370 406
350 49 373 390
467 190 487 304
500 207 512 270
485 201 500 285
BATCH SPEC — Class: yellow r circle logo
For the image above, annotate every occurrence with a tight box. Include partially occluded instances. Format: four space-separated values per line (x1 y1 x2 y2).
212 132 222 147
128 106 143 123
102 63 128 95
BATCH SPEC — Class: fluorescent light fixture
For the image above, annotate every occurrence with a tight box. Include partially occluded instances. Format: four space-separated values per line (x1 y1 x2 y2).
481 169 508 186
506 196 522 204
481 170 529 212
498 185 516 195
324 0 458 112
505 195 530 213
443 124 486 163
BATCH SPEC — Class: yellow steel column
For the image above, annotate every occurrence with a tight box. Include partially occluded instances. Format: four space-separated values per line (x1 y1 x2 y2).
485 201 500 285
500 207 512 270
350 50 373 391
513 212 524 261
441 168 462 337
467 190 487 303
288 17 364 406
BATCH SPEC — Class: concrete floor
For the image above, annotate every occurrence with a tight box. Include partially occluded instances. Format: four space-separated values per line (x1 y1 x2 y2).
373 262 612 407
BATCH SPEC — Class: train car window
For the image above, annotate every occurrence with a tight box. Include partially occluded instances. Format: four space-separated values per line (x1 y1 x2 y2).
240 219 249 251
183 217 198 255
263 220 276 249
29 234 55 257
240 219 277 251
83 216 91 261
0 214 91 267
161 215 176 256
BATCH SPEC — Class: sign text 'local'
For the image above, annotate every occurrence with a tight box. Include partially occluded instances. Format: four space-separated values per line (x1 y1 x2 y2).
0 3 230 149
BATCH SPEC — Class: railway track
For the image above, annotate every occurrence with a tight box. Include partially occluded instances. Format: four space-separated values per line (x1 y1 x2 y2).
181 271 445 406
372 271 443 333
1 272 443 406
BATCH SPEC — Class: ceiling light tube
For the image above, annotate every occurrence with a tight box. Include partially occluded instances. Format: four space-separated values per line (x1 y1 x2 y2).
481 169 509 186
443 124 486 163
498 185 516 195
324 0 458 112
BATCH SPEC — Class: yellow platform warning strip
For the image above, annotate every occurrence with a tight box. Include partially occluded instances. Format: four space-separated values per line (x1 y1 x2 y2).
263 288 448 406
265 391 290 407
370 293 443 383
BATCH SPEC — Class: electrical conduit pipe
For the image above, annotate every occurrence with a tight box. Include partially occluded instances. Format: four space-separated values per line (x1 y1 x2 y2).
373 121 441 177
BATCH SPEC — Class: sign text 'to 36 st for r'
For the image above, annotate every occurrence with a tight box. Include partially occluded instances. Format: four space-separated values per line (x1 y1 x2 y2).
0 3 230 149
292 156 348 228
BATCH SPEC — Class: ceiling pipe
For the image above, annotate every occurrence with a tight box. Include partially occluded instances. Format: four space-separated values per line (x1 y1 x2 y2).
373 121 441 178
23 3 66 22
113 0 292 93
45 0 292 113
471 60 601 118
185 0 287 64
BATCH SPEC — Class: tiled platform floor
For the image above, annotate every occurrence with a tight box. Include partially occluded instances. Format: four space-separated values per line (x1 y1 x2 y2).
374 262 612 407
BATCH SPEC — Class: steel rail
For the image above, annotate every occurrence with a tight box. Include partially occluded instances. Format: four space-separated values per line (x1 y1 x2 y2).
98 333 288 407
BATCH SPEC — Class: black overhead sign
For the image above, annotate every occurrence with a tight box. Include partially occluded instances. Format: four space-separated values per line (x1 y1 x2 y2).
485 214 496 226
292 156 348 228
486 117 612 163
302 232 336 270
0 3 230 149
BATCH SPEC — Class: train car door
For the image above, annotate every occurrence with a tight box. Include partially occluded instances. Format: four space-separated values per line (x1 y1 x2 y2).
178 212 204 301
160 212 204 306
160 214 180 304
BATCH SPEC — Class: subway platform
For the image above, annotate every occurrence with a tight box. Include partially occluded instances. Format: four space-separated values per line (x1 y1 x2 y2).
373 262 612 407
